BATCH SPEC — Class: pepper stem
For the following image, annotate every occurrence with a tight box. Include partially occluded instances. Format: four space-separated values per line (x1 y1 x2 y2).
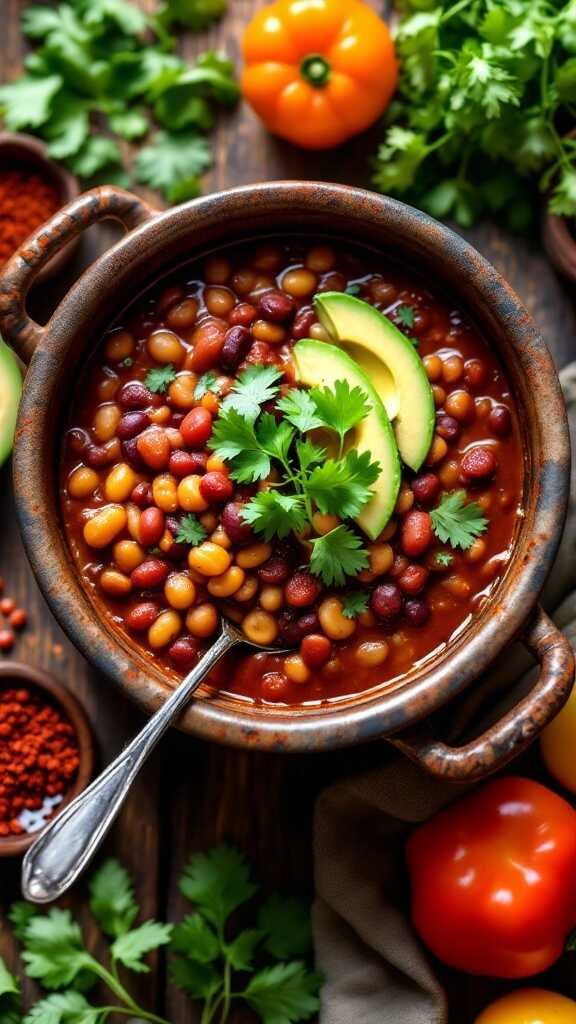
300 54 331 87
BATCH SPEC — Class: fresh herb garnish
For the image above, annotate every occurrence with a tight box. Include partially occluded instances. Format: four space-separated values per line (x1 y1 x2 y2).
176 514 208 547
241 492 308 541
430 490 488 550
308 380 372 456
144 364 177 394
395 304 416 329
345 282 362 296
223 364 284 420
434 550 455 569
309 526 370 587
122 356 134 368
158 0 228 31
194 371 220 400
341 591 370 619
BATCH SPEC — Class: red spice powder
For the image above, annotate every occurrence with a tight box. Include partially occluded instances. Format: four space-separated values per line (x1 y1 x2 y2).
0 686 80 836
0 167 60 268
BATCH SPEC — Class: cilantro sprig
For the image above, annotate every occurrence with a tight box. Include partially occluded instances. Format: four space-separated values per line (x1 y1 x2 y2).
176 514 208 546
341 591 370 619
145 364 177 394
430 490 488 550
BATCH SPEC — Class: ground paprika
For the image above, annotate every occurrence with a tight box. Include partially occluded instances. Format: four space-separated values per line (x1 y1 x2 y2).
0 686 79 836
0 167 60 269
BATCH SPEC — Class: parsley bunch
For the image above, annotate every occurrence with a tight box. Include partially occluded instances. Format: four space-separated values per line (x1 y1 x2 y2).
207 366 382 586
374 0 576 227
0 0 237 203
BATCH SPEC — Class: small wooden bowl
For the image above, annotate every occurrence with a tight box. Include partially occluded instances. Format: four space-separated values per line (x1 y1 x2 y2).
0 662 95 858
0 132 80 284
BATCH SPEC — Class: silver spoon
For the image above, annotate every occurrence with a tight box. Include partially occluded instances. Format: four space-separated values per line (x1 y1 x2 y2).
22 619 290 903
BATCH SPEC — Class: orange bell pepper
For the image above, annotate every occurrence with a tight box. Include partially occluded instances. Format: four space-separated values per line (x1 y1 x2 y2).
241 0 398 150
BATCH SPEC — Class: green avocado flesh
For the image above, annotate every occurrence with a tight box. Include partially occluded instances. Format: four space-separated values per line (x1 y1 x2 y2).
315 292 435 472
293 339 401 540
0 341 21 467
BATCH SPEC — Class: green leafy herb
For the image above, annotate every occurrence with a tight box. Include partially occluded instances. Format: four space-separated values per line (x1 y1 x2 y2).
310 526 370 587
258 896 312 959
433 550 454 569
395 304 416 329
89 858 138 938
345 282 362 296
135 132 212 204
308 380 372 455
307 451 381 519
179 845 257 930
121 356 134 368
24 990 99 1024
341 591 370 619
0 958 20 1024
223 365 283 420
244 962 322 1024
430 490 488 550
194 371 220 400
276 389 323 434
176 514 208 547
159 0 228 31
242 492 308 542
144 364 177 394
111 921 173 973
208 409 272 484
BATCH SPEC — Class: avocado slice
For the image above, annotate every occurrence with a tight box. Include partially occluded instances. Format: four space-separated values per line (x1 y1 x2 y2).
315 292 435 472
293 339 401 540
0 341 21 467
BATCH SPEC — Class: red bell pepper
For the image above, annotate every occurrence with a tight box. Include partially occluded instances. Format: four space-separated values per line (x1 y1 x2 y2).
406 776 576 978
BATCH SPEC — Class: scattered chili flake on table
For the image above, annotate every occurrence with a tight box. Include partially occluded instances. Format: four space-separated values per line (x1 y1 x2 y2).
0 167 60 269
0 686 79 836
0 576 29 652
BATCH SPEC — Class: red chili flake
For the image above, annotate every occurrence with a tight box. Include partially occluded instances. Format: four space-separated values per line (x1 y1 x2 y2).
0 169 60 269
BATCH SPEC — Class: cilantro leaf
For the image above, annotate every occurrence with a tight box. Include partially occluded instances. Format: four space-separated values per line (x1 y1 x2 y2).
67 137 122 178
306 450 380 518
9 904 36 942
44 94 89 160
24 991 99 1024
241 492 307 541
430 490 488 550
20 909 93 990
111 921 172 974
226 929 263 971
89 859 138 939
160 0 228 31
223 365 283 421
108 108 149 140
176 515 208 547
341 591 370 620
208 409 271 483
243 962 322 1024
0 957 20 1024
194 372 219 400
256 413 295 466
276 390 323 434
309 526 369 586
309 380 372 451
22 6 62 38
180 845 258 929
154 59 239 132
144 365 177 394
395 304 416 329
171 914 219 963
296 439 326 473
258 897 312 960
345 283 362 296
134 132 212 204
0 74 62 131
170 958 221 1000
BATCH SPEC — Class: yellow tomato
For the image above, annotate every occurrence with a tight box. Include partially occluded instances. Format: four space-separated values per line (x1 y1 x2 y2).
541 684 576 793
475 989 576 1024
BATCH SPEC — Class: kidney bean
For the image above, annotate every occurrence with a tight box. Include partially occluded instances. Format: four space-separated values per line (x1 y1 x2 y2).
297 611 320 637
220 326 252 373
170 450 207 477
389 553 409 579
137 429 171 471
402 511 433 557
169 635 200 670
117 411 150 440
118 382 153 410
258 556 291 585
121 438 145 470
436 414 460 442
261 672 290 701
278 610 301 646
200 471 234 504
131 482 153 508
291 307 316 340
140 507 165 547
85 444 113 468
300 633 332 668
371 583 403 621
257 290 295 323
68 428 89 454
404 597 431 627
246 340 272 364
464 358 487 390
285 572 321 608
181 407 213 448
411 473 440 506
131 559 169 589
229 303 257 327
189 317 227 373
221 502 254 545
126 602 160 632
460 446 498 481
488 405 511 437
398 564 429 595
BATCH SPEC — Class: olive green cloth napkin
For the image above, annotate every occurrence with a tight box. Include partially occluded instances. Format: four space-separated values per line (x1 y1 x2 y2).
313 362 576 1024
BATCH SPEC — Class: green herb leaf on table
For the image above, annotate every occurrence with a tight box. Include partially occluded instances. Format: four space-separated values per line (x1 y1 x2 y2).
0 75 62 131
169 957 221 1000
243 962 322 1024
9 904 36 942
309 526 369 587
89 858 139 939
24 990 99 1024
430 490 488 550
258 896 312 960
111 921 172 974
194 371 220 400
144 364 177 394
223 365 283 420
242 492 308 542
67 137 123 178
179 845 258 930
20 909 92 990
134 132 213 204
225 929 264 971
176 515 208 547
171 914 220 963
160 0 228 31
0 957 20 1024
341 591 370 620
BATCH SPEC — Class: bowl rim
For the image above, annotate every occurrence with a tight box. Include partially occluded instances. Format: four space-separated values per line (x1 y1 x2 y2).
0 661 95 857
10 181 571 752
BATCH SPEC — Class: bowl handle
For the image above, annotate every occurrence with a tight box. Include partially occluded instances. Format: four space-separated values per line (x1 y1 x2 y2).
389 606 574 781
0 186 158 364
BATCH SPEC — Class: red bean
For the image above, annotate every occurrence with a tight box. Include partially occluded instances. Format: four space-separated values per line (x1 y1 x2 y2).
291 308 316 339
131 559 169 589
258 556 291 585
246 340 272 364
181 407 213 448
285 572 321 608
117 411 150 440
220 326 252 373
0 629 14 651
278 610 301 646
464 358 487 390
229 303 257 327
412 473 440 506
488 405 511 437
460 446 497 481
200 471 234 504
169 636 200 669
404 597 431 627
121 438 145 470
221 502 254 545
436 415 460 442
85 444 113 468
140 507 165 547
118 382 153 410
301 634 332 668
402 511 433 557
398 564 429 595
371 583 403 621
189 318 227 373
9 609 27 630
257 290 295 323
170 450 207 477
68 428 88 454
131 482 153 507
261 672 290 701
297 611 320 637
389 554 409 579
126 602 160 632
137 429 171 471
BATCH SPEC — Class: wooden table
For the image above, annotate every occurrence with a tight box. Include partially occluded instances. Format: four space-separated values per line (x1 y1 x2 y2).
1 2 575 1020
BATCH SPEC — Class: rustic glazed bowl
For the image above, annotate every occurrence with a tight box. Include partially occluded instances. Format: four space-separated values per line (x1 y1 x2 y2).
0 183 573 781
0 662 95 857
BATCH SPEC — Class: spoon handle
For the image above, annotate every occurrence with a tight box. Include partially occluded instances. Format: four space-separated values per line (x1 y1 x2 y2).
22 628 238 903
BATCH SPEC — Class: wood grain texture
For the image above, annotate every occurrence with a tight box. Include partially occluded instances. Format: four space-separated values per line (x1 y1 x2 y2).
0 0 575 1020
